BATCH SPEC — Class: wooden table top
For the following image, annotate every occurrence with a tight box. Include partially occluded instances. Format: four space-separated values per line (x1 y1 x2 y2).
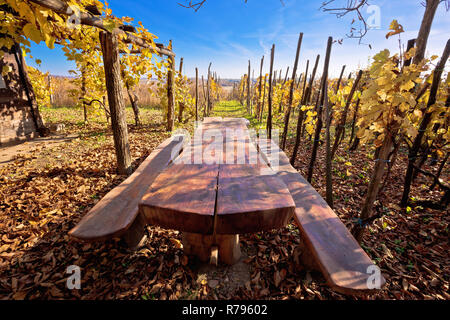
139 117 295 235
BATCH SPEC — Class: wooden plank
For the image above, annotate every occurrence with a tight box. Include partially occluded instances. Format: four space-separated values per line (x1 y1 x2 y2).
256 138 386 295
179 117 224 165
139 121 221 234
28 0 175 57
69 134 187 241
216 164 295 234
139 164 217 234
216 119 295 234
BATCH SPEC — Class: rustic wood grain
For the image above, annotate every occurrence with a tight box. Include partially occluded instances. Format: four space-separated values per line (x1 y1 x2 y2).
182 232 241 265
166 42 175 132
216 164 295 234
68 135 186 241
216 120 294 234
256 138 386 295
141 117 294 237
139 120 221 234
139 163 217 234
99 30 132 175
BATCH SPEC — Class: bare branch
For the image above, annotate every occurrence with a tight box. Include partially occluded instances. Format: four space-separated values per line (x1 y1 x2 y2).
178 0 285 11
422 0 450 11
177 0 207 11
320 0 370 44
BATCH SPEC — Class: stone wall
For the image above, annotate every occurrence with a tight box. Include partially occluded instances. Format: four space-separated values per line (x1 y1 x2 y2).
0 45 42 147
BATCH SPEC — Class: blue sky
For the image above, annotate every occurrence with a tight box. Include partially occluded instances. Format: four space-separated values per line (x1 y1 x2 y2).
26 0 449 79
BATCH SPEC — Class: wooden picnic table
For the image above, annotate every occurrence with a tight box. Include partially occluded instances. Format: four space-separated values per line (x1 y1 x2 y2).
139 117 295 264
70 116 385 294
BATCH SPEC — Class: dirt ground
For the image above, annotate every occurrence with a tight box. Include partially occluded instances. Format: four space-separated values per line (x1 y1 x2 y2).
0 132 78 167
0 102 448 300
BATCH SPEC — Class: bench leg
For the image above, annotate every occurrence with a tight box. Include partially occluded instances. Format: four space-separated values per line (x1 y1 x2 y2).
294 240 320 271
122 213 147 250
217 234 241 265
181 233 241 265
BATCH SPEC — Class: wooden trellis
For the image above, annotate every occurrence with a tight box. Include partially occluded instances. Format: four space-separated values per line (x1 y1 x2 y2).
25 0 176 175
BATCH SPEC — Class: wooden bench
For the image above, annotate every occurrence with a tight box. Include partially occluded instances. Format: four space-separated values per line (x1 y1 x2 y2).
68 134 187 249
255 138 386 295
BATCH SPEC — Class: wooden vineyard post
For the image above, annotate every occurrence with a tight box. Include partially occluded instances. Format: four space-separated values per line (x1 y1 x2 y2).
81 67 88 122
247 60 251 114
404 39 416 67
331 69 363 159
126 84 140 126
412 0 440 65
290 62 309 165
178 57 184 122
238 75 244 105
257 56 264 119
290 54 319 165
324 81 333 208
121 67 140 126
307 37 333 183
202 75 208 117
47 75 54 106
99 30 132 175
251 69 255 114
430 152 449 190
335 65 346 93
267 44 275 139
281 33 303 149
166 40 175 131
283 67 289 84
300 60 309 102
296 73 303 89
260 75 267 122
349 98 360 146
207 63 211 115
179 57 184 73
277 71 286 113
401 39 450 207
306 55 320 105
195 67 199 121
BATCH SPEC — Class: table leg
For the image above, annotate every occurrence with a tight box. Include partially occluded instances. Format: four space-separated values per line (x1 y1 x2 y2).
122 213 147 250
181 232 241 265
293 240 319 271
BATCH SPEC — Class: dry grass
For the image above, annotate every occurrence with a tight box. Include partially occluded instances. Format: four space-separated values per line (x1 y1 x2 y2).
50 77 161 109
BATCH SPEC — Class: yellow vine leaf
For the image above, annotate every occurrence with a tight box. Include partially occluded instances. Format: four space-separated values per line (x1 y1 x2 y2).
385 20 405 39
23 23 42 44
